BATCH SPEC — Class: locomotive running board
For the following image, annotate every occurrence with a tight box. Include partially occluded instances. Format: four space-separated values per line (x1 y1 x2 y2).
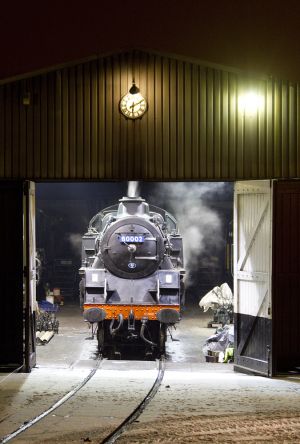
83 304 180 321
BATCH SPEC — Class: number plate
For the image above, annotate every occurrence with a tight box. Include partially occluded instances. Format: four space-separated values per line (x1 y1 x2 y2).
119 234 145 243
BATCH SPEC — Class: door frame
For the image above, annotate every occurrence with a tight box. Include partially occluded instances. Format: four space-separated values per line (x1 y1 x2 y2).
23 180 37 372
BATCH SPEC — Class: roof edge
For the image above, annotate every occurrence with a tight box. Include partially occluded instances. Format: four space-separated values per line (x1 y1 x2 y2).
0 47 291 86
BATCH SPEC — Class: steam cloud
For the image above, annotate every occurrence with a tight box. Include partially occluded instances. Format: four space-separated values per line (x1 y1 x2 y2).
151 182 226 283
127 181 140 197
68 233 82 255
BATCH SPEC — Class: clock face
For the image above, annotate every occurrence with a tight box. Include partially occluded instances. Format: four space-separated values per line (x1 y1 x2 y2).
119 92 147 119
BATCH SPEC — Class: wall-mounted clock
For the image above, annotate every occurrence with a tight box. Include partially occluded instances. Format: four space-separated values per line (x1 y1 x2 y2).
119 83 147 120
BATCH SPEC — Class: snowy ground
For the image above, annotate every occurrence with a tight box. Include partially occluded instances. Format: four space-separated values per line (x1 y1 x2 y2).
1 305 300 443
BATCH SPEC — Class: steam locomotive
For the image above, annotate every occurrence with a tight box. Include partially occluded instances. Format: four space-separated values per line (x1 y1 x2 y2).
79 195 185 357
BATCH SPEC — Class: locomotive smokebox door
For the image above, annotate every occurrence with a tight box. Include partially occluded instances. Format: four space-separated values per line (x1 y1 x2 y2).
100 217 165 279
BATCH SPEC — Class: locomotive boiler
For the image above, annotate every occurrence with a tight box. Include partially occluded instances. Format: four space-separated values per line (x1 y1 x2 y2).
79 195 185 357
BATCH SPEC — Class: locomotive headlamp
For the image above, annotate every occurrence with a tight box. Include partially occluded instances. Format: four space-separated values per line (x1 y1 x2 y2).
165 274 173 284
119 82 147 119
128 244 137 253
238 91 264 116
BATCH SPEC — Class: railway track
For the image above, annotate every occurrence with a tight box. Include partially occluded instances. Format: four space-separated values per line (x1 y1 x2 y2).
0 357 103 444
101 357 165 444
0 357 166 444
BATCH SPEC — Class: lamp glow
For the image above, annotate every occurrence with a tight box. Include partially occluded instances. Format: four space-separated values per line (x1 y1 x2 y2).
238 92 264 116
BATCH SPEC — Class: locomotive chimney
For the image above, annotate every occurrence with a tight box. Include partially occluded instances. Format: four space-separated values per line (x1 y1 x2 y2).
117 197 150 218
127 180 139 198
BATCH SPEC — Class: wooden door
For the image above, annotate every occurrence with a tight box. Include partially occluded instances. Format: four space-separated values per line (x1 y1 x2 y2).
234 181 273 376
273 181 300 373
0 182 24 370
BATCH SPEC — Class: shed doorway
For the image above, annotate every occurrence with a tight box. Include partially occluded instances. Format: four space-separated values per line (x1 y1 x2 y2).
8 179 300 375
34 181 234 368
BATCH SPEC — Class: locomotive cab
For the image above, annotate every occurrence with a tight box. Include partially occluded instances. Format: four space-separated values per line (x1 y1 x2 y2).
80 195 185 357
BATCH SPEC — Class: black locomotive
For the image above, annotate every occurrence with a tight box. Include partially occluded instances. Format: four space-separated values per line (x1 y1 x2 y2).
79 195 185 357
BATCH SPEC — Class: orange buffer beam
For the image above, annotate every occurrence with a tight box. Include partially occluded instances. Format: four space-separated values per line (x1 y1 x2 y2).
83 304 180 321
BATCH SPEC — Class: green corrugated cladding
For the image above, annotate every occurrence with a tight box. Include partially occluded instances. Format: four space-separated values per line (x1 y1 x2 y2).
0 50 299 181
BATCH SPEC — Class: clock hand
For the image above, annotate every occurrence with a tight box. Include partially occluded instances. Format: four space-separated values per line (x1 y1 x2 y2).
130 99 143 110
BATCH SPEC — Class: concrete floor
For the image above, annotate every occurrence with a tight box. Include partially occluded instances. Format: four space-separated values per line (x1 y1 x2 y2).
1 304 300 443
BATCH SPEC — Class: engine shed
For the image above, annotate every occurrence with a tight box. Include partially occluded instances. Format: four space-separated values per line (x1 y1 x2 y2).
0 49 299 376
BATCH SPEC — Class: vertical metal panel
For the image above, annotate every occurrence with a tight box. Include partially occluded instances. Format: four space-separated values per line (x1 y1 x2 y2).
55 71 62 178
213 70 221 178
191 64 199 178
40 74 48 178
0 49 299 181
273 80 282 178
119 54 129 179
104 57 113 178
62 68 69 178
206 68 214 178
281 81 289 178
288 83 297 177
221 71 229 178
236 79 245 179
145 54 154 179
33 77 41 178
154 55 163 178
83 63 91 179
169 58 177 180
111 55 120 179
76 65 84 178
12 82 20 177
162 57 170 179
176 61 184 179
199 67 207 178
26 79 34 178
228 73 237 178
133 54 142 179
69 67 76 178
48 73 56 178
258 80 266 178
184 62 192 178
97 58 105 179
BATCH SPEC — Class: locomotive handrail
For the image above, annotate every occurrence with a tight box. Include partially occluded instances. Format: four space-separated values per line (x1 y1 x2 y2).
104 278 107 303
135 256 157 260
156 278 160 303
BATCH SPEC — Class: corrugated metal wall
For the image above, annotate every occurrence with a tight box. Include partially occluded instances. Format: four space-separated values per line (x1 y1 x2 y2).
0 50 299 181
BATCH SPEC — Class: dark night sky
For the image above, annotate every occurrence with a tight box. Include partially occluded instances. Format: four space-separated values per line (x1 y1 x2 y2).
0 1 300 82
